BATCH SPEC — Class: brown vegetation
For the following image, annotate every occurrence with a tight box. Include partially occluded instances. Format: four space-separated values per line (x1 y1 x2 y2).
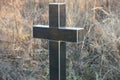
0 0 120 80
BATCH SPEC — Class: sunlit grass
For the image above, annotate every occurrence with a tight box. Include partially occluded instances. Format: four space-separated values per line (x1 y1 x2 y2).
0 0 120 80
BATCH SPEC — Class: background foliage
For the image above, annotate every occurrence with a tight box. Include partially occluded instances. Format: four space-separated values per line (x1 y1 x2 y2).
0 0 120 80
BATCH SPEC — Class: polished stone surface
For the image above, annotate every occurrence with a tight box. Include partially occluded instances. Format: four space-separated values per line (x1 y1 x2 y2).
49 3 66 28
49 41 66 80
33 25 84 42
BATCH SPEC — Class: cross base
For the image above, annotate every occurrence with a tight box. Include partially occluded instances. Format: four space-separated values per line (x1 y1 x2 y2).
49 41 66 80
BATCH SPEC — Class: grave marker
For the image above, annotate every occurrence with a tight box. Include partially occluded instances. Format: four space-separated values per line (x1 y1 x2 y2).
33 3 84 80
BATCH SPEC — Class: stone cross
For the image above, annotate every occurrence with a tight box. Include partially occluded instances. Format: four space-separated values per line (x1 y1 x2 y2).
33 3 84 80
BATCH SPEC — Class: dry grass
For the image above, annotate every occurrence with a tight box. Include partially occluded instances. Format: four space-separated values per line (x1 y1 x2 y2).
0 0 120 80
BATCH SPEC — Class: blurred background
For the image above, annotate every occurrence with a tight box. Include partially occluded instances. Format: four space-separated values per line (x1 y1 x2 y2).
0 0 120 80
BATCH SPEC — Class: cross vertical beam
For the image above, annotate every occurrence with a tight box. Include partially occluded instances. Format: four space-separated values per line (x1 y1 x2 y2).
49 3 66 80
49 41 66 80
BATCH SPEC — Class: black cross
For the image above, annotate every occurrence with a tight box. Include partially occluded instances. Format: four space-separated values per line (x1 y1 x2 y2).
33 3 84 80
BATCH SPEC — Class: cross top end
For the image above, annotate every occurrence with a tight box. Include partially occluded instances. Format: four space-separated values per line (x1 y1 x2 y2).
49 3 66 28
49 3 65 5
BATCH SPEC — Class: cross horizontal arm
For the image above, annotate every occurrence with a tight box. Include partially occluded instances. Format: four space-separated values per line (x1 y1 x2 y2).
33 25 84 42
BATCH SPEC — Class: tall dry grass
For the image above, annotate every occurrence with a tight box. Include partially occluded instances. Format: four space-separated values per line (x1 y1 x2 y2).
0 0 120 80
